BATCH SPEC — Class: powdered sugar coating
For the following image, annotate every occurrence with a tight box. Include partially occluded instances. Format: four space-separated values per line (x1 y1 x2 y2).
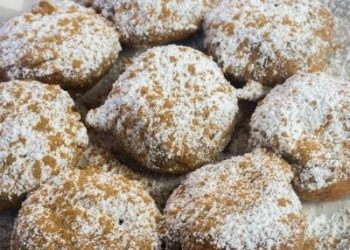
163 149 304 249
0 80 88 210
86 45 238 174
305 207 350 249
11 168 161 249
236 80 272 101
74 0 205 46
322 0 350 82
0 0 121 90
250 72 350 201
203 0 333 86
203 0 223 11
78 143 184 209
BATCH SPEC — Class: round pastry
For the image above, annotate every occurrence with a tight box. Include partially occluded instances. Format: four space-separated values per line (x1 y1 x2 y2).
11 168 161 249
86 45 238 174
250 72 350 201
0 0 121 91
78 142 184 209
203 0 333 87
304 207 350 249
0 80 88 211
74 0 206 46
0 210 17 250
163 149 305 249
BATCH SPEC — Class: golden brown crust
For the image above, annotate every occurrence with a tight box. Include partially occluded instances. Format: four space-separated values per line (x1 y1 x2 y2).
295 180 350 202
19 53 119 92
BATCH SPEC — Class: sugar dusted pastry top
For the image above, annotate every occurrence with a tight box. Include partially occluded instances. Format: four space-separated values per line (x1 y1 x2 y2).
0 0 121 90
11 168 161 249
163 149 304 249
204 0 333 86
78 143 184 208
74 0 206 46
0 80 88 205
250 72 350 200
86 45 238 174
305 207 350 249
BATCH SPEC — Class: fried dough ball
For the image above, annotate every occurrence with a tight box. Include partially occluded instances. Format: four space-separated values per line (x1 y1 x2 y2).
0 80 88 211
11 168 161 249
163 149 305 249
0 0 121 90
86 45 238 174
251 73 350 201
204 0 333 87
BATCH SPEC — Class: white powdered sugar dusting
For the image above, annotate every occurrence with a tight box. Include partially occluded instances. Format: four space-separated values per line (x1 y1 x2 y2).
236 80 272 101
305 206 350 249
78 142 184 209
11 169 161 249
321 0 350 81
0 0 121 90
74 0 206 45
204 0 333 86
250 72 350 196
163 149 304 249
86 45 238 174
0 80 88 203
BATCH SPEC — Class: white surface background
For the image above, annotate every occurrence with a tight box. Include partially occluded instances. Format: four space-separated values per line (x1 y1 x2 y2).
0 0 36 25
0 0 35 10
